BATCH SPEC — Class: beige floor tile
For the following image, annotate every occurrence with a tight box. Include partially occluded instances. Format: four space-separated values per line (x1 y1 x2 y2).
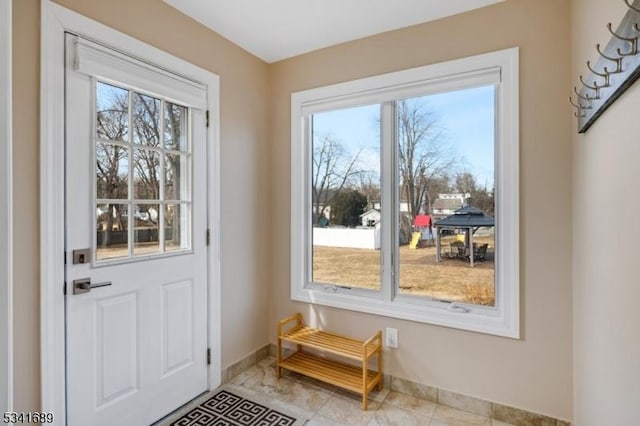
330 385 388 404
370 402 432 426
383 391 437 418
437 389 492 417
432 405 492 426
432 419 514 426
287 371 341 393
430 420 452 426
369 387 391 403
228 364 262 385
317 393 378 425
242 369 297 399
304 414 340 425
492 403 556 426
273 379 333 412
391 377 438 402
226 353 257 379
492 420 515 426
226 361 568 426
258 355 277 367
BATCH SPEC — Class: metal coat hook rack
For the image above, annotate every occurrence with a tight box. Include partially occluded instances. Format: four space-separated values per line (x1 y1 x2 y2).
569 97 587 117
586 61 610 87
571 0 640 133
625 0 640 14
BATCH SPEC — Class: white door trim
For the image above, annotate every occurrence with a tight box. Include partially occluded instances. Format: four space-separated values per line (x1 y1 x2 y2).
40 1 221 422
0 0 13 414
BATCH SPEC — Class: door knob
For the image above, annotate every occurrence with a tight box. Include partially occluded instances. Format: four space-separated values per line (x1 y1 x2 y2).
72 278 112 295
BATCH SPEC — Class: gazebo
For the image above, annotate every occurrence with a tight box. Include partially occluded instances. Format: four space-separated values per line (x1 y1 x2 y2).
433 205 494 267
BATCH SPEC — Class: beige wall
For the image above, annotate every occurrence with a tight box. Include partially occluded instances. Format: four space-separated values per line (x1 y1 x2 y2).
11 0 271 410
572 1 640 425
269 0 573 420
12 0 41 411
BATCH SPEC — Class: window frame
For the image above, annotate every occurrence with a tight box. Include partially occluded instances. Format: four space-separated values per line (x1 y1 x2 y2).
291 48 519 338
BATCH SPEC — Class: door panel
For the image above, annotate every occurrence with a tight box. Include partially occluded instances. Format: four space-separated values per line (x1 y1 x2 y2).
96 292 139 406
162 280 194 377
65 34 208 426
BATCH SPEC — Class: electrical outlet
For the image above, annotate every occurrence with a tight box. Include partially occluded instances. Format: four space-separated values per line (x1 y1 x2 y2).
385 327 398 348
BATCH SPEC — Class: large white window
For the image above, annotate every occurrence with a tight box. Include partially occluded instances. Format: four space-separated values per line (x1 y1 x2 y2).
291 48 519 338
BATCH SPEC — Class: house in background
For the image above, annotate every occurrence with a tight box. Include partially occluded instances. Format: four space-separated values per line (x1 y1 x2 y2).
374 201 410 213
2 1 638 425
359 208 381 228
431 193 470 221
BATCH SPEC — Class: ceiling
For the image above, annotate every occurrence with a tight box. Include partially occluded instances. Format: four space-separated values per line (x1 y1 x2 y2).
163 0 505 63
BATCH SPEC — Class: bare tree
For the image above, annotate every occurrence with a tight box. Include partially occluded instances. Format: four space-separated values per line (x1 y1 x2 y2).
357 174 381 211
96 85 189 248
132 96 186 246
164 103 186 244
312 133 362 224
455 171 494 215
132 94 161 201
96 87 129 246
397 99 456 219
454 171 476 197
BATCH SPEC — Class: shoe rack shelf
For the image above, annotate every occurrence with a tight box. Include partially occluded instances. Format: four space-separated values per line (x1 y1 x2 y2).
276 313 383 410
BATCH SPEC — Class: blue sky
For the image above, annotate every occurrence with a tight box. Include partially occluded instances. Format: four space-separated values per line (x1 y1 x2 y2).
312 84 495 188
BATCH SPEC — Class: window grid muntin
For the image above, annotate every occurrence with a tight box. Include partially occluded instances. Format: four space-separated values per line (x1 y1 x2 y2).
158 100 166 251
94 79 192 263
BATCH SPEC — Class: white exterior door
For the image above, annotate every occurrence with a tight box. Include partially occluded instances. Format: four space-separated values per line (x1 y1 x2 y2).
64 34 209 426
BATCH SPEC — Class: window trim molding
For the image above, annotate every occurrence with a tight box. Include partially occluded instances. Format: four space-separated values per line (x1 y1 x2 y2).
291 48 519 338
40 1 221 421
74 37 208 109
0 0 13 414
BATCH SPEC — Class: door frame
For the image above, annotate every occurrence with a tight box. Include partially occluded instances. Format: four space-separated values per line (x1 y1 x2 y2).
40 1 221 422
0 0 13 414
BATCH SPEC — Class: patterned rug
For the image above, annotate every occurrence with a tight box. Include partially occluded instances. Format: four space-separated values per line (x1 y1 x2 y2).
170 389 298 426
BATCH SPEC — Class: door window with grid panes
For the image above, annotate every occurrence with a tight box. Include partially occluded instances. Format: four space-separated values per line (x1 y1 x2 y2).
95 81 191 261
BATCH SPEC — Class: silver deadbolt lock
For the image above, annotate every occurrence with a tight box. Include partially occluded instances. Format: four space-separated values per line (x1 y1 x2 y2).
72 248 91 264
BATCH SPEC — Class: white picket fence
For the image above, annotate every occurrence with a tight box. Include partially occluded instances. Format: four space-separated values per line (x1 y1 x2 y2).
313 227 380 250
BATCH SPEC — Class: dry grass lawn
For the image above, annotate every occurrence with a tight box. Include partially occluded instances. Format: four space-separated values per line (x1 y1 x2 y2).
97 240 181 260
313 237 495 306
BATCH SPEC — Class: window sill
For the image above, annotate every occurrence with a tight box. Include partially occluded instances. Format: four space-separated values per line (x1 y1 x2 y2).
291 286 519 339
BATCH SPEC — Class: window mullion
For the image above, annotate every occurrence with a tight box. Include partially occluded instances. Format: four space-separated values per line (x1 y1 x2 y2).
380 101 396 302
159 100 166 253
304 115 313 287
127 89 134 258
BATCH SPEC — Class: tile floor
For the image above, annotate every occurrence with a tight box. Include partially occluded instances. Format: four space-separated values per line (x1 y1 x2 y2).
226 356 514 426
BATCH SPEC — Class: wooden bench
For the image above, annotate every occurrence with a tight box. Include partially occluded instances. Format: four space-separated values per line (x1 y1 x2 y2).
276 313 383 410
